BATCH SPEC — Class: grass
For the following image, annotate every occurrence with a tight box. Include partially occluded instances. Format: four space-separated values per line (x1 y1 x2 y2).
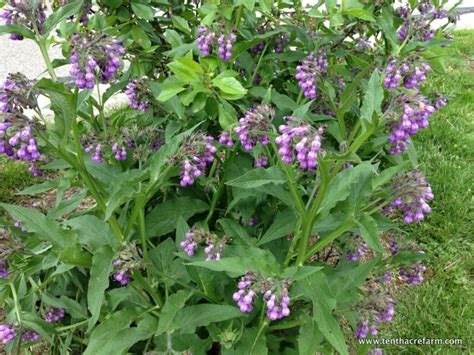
0 31 472 355
0 157 37 204
382 30 474 354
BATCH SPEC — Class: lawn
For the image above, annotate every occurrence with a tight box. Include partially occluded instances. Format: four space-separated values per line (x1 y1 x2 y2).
0 31 472 354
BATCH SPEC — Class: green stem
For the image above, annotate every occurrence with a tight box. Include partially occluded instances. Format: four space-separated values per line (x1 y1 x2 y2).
234 5 244 28
57 319 89 332
96 84 107 136
9 284 22 325
37 37 57 81
138 199 148 259
250 42 270 85
251 314 269 354
295 160 329 266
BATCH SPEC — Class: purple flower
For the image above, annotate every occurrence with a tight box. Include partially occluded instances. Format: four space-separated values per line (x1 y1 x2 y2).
112 143 127 161
400 261 427 285
275 117 325 170
180 230 198 256
177 133 216 187
44 308 65 323
234 104 274 151
295 52 328 99
69 32 125 89
22 330 40 342
197 26 216 57
113 269 130 286
387 93 438 155
217 32 237 61
0 324 16 345
233 273 257 313
264 288 291 320
384 59 431 90
0 261 8 278
390 170 433 224
218 131 234 148
0 73 38 113
254 155 268 168
125 78 152 112
275 33 289 53
0 0 46 40
180 227 228 260
346 241 368 262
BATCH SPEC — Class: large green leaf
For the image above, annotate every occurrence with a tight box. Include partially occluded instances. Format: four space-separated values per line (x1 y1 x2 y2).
87 245 114 331
300 273 348 355
0 24 35 39
360 70 383 124
174 304 243 334
356 214 383 252
65 215 118 249
0 204 75 249
226 167 286 189
42 0 84 35
146 197 208 237
156 289 193 335
131 2 154 20
257 209 296 245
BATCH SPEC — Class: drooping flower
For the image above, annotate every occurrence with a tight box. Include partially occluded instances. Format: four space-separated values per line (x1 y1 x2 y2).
197 26 216 57
218 131 234 148
44 308 65 323
254 155 268 168
233 273 257 313
22 330 40 342
386 93 438 155
69 31 125 89
384 58 431 90
217 32 237 61
275 33 289 53
275 117 325 170
0 324 16 345
175 132 216 187
112 242 142 286
0 0 46 40
346 240 368 262
399 261 427 285
125 78 153 112
180 227 228 261
234 104 274 151
264 287 291 320
295 52 328 99
390 170 434 224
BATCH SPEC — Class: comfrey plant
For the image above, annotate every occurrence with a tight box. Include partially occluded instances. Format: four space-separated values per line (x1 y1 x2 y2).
0 0 456 353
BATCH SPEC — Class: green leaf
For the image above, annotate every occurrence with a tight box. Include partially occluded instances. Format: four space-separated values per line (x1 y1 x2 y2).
318 162 375 216
343 7 374 21
164 29 182 48
218 218 251 245
0 24 35 40
48 189 88 219
300 273 348 355
235 326 268 354
226 167 286 189
360 71 383 124
372 163 409 190
212 76 247 98
356 215 382 253
104 169 148 220
168 59 201 82
42 0 84 35
172 15 191 35
156 83 186 102
87 245 114 331
174 304 243 334
0 204 74 249
298 314 322 355
146 197 209 237
16 180 59 196
131 25 151 49
240 0 256 11
156 289 192 335
131 3 154 20
218 101 237 129
65 215 118 249
259 0 273 13
257 209 296 246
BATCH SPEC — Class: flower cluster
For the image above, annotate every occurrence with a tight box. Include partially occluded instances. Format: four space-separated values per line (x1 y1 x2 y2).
295 52 328 99
0 0 46 40
355 295 396 339
112 242 142 286
384 58 431 90
197 26 236 61
275 117 325 170
390 170 434 224
234 104 274 151
69 32 125 89
254 155 268 168
44 308 65 323
233 273 292 321
387 93 441 154
0 73 38 114
197 26 216 56
0 324 16 345
399 261 426 285
22 330 40 342
346 240 368 262
175 132 216 187
0 261 8 278
218 131 234 148
180 227 228 261
125 78 153 112
217 33 237 61
84 138 128 163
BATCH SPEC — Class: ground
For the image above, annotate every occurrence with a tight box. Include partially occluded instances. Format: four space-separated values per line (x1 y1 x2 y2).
0 31 472 354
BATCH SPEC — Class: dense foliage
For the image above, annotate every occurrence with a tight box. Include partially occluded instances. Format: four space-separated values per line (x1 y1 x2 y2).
0 0 458 353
